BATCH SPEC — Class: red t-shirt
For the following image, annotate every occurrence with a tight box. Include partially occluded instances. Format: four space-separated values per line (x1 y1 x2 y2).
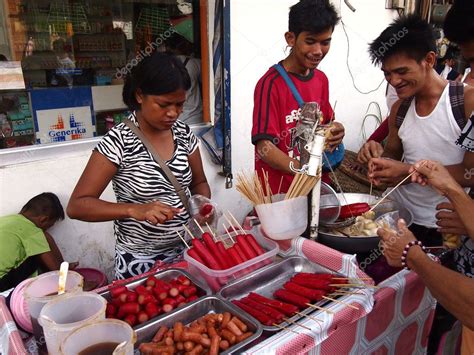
252 66 333 193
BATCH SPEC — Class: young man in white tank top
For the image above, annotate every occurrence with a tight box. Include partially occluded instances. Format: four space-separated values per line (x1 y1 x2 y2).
358 15 474 247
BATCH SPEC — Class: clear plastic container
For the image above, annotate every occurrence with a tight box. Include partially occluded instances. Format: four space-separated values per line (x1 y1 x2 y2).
184 228 279 292
23 271 83 351
255 195 308 240
60 319 136 355
38 292 107 355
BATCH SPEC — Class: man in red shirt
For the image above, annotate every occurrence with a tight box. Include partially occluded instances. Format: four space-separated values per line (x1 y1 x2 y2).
252 0 345 194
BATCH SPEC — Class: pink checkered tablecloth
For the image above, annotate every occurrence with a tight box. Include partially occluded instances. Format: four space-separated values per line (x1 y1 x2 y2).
243 237 437 354
0 238 435 354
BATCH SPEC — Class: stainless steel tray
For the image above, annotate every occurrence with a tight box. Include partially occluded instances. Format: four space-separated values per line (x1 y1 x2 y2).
135 295 263 354
99 268 211 330
218 256 344 332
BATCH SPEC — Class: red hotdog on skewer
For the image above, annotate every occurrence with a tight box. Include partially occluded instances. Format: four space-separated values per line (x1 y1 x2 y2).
247 292 298 316
245 234 265 255
232 300 275 326
228 246 244 265
202 232 228 269
236 235 258 259
217 242 235 268
192 238 222 270
290 275 334 291
283 282 325 302
240 297 285 322
338 202 370 220
274 289 311 309
187 248 205 264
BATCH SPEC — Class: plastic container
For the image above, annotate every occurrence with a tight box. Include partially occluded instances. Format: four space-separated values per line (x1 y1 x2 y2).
23 271 83 351
184 227 279 292
60 319 136 355
255 195 308 240
74 268 108 291
38 292 107 355
10 278 34 333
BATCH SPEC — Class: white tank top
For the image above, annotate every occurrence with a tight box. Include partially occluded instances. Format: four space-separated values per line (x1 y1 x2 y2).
390 83 464 227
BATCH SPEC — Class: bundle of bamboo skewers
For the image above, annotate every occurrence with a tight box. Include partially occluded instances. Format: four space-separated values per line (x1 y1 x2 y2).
285 171 320 200
236 170 320 205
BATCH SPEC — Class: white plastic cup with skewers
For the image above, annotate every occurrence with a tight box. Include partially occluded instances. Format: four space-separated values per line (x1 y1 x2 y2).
255 194 308 240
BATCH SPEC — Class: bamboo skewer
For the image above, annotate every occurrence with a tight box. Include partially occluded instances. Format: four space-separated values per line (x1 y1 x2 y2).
305 303 334 314
223 214 239 235
273 323 301 335
237 170 318 205
176 231 190 248
295 311 323 323
329 284 379 289
369 161 427 212
228 212 246 234
283 318 312 331
222 223 236 243
182 225 195 239
322 296 359 310
193 219 205 234
332 277 372 281
205 222 215 238
330 290 362 295
277 176 284 195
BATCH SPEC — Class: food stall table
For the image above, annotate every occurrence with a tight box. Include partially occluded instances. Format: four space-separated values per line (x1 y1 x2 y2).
0 238 436 354
242 237 436 354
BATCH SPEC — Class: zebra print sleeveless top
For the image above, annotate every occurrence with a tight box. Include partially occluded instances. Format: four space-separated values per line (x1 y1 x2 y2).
95 113 198 256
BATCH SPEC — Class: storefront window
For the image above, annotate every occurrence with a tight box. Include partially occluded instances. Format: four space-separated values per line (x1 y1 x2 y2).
0 0 207 150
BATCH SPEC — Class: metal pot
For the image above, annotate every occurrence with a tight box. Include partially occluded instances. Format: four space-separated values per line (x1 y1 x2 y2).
317 193 413 254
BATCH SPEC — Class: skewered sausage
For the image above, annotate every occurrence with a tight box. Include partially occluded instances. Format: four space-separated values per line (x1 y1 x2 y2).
192 239 222 270
232 300 275 325
283 282 325 301
247 292 298 316
245 234 265 255
274 289 311 309
240 297 285 321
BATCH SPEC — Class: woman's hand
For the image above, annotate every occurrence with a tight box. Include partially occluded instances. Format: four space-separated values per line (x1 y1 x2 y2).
129 201 183 224
357 141 384 164
326 122 345 152
410 160 459 196
377 219 417 267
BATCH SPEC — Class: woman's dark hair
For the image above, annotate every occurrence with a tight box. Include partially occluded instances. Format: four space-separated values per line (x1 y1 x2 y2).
122 51 191 111
444 0 474 45
20 192 65 222
369 15 436 66
289 0 340 38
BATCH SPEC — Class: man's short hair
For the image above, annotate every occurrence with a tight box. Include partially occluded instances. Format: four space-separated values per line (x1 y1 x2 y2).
289 0 340 38
369 15 436 66
443 0 474 45
20 192 65 222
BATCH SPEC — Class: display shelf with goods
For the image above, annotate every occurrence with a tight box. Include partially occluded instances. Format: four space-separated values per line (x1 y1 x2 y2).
72 33 127 70
95 110 129 136
0 92 36 149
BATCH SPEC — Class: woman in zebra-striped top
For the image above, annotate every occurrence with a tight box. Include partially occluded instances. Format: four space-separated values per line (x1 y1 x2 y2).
67 52 211 279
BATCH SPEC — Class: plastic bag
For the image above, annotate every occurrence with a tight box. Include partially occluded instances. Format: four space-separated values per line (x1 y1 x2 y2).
375 210 400 231
185 195 222 238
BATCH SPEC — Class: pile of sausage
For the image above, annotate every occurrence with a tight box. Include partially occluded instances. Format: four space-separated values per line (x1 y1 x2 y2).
232 273 346 326
106 275 200 327
139 312 254 355
187 232 266 270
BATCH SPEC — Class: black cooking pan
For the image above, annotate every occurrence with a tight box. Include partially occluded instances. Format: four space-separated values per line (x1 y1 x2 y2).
317 193 413 254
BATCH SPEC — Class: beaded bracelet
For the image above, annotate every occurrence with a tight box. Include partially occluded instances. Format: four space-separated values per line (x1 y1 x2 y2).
401 240 426 270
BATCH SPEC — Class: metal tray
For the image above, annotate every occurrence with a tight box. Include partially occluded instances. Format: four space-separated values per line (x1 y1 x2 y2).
99 268 211 330
135 295 263 354
218 256 345 332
